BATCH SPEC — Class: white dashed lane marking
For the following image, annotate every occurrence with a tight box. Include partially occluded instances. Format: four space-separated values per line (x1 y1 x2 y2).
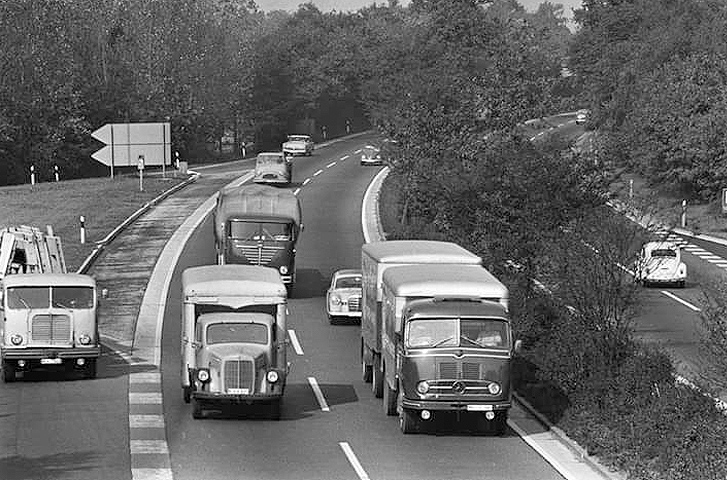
308 377 330 412
327 161 336 168
314 169 323 176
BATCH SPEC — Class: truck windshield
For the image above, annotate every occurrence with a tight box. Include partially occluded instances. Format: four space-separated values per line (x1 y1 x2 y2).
53 286 94 309
6 286 49 309
207 322 268 345
407 318 508 349
229 221 292 241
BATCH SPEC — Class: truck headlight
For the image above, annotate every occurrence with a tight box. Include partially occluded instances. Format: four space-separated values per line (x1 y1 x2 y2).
10 334 23 345
488 382 501 395
266 370 279 383
330 295 342 306
416 381 430 394
197 368 210 383
79 334 92 345
279 266 288 275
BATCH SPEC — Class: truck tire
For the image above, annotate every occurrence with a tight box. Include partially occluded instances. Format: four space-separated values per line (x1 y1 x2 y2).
269 399 282 420
399 408 418 434
192 398 204 419
361 344 372 383
383 371 397 416
372 354 383 398
84 359 97 379
493 411 508 436
2 361 15 383
183 386 192 404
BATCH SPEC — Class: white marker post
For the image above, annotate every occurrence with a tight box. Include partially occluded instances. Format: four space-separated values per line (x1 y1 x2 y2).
30 165 35 186
138 155 145 192
54 165 59 182
80 216 86 244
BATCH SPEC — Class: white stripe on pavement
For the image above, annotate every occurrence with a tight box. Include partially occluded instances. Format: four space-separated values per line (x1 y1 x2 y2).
314 169 323 176
303 178 311 185
327 161 336 168
288 329 304 355
308 376 330 412
129 392 163 404
660 290 701 312
129 415 165 428
339 442 371 480
130 440 169 454
340 155 349 160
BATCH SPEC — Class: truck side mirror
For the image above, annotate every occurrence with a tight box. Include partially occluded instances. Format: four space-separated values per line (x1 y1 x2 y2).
514 339 523 353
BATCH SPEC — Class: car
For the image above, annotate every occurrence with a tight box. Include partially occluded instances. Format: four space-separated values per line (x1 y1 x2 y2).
253 152 292 185
326 269 363 323
282 134 314 156
360 145 383 166
636 241 687 287
575 109 589 125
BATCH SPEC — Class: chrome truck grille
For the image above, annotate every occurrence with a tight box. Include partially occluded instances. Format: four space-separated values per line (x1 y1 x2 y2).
235 244 282 265
31 314 71 344
224 360 254 392
348 296 362 312
438 362 481 380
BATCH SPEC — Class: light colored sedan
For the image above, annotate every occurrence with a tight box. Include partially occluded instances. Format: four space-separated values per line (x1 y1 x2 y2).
282 134 314 156
326 269 363 324
360 145 382 166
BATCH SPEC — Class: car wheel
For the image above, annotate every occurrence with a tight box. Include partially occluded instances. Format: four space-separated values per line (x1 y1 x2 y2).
678 280 686 288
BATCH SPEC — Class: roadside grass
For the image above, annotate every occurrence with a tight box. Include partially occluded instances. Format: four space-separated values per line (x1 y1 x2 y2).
0 173 188 272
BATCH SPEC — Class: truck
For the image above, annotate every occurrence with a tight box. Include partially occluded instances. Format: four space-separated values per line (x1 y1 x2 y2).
181 264 289 419
1 273 101 381
360 240 483 398
378 264 516 434
1 225 66 277
213 184 302 287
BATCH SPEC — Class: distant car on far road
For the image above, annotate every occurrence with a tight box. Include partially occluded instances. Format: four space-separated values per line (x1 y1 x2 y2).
575 109 590 125
326 269 363 324
282 134 314 156
636 241 686 288
360 145 383 166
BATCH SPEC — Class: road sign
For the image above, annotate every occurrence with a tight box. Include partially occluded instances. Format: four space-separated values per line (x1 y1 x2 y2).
91 122 171 169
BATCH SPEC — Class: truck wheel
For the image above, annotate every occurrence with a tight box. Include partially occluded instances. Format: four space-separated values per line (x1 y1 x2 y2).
84 359 97 379
493 411 508 436
383 373 397 416
192 398 204 419
183 386 192 404
2 361 15 383
269 399 282 420
399 408 418 434
362 359 372 383
372 355 383 398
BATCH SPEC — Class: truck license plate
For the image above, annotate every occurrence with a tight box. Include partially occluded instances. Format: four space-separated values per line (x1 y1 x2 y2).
41 358 62 365
228 388 249 395
466 404 493 412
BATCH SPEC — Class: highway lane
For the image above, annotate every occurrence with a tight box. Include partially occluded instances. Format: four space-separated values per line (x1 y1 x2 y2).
160 138 567 479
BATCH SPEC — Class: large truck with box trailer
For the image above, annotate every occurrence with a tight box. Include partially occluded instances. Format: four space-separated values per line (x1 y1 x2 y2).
213 184 302 288
378 264 517 434
360 240 483 398
1 225 101 381
181 264 289 419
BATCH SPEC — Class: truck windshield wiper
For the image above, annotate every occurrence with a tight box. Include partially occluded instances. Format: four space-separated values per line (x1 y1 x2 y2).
430 336 455 348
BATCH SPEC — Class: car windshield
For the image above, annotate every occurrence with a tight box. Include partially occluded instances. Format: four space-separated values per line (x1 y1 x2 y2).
335 275 361 289
206 322 268 345
362 146 379 155
257 155 285 165
406 318 508 349
651 248 677 258
229 221 292 241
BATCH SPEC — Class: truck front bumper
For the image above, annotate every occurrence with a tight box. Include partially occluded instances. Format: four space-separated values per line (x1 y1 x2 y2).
2 346 101 360
192 391 282 404
402 397 511 412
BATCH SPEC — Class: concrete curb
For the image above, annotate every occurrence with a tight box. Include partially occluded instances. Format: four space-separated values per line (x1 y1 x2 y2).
76 173 200 274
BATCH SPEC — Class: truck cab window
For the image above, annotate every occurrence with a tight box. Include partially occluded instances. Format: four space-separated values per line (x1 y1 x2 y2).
7 286 49 309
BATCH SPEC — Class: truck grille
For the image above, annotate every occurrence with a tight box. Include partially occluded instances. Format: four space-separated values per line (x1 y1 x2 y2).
438 362 481 380
224 360 254 392
31 314 71 345
348 296 361 312
235 244 282 265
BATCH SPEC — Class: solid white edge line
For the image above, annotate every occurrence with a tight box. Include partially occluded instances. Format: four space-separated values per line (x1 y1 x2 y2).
307 376 330 412
660 290 701 312
340 155 349 160
361 167 390 244
314 169 323 176
288 329 304 355
327 161 336 168
339 442 371 480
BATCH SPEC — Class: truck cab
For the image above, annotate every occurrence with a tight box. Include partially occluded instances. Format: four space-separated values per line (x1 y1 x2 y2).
1 273 100 381
182 265 288 419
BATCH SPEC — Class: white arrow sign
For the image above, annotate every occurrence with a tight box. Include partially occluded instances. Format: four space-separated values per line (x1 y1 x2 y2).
91 122 171 169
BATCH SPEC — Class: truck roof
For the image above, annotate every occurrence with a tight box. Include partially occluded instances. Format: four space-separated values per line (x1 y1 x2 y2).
216 184 301 226
405 297 508 320
382 264 506 299
3 273 95 287
362 240 481 264
183 265 286 298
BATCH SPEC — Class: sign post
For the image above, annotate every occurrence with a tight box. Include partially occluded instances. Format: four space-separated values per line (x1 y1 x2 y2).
722 188 727 215
138 155 145 192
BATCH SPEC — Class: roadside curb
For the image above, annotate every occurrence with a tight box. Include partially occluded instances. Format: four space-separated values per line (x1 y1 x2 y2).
76 173 199 274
